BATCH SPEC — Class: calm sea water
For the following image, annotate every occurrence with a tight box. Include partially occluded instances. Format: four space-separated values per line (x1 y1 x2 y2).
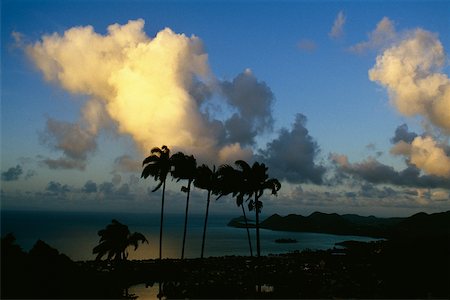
1 210 380 261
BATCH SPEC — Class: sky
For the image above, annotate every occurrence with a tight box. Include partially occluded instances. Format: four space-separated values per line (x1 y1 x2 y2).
1 0 450 217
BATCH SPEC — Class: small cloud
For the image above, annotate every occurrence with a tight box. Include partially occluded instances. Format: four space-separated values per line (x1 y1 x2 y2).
297 39 317 52
329 11 346 39
1 165 23 181
349 17 396 53
114 155 141 173
45 181 71 195
40 118 97 170
83 180 98 193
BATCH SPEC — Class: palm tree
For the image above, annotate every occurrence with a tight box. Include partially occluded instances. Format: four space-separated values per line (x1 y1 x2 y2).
216 164 253 257
236 160 281 258
171 152 197 259
193 164 218 259
141 145 171 260
92 219 148 261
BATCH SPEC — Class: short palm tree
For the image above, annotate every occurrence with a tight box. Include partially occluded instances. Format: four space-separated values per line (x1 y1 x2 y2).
171 152 197 259
236 160 281 258
92 219 148 261
216 164 254 257
193 164 218 258
141 145 171 260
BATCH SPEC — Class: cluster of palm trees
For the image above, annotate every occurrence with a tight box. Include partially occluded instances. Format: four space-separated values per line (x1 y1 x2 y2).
141 145 281 260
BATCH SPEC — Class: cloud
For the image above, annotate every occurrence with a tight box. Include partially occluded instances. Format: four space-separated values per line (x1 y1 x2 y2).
389 124 450 178
39 118 97 170
114 155 141 172
257 114 326 184
331 154 450 189
349 17 396 53
297 39 317 52
390 124 418 144
99 182 115 195
369 29 450 133
26 19 279 165
218 143 253 164
1 165 23 181
329 11 346 39
405 136 450 178
220 68 275 146
45 181 71 195
82 180 98 193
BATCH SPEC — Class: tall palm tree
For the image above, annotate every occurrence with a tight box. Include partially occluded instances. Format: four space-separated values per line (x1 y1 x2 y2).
92 219 148 261
141 145 171 260
193 164 218 259
216 164 253 257
236 160 281 258
171 152 197 259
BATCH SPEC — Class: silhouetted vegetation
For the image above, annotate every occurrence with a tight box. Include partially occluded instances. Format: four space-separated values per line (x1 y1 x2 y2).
93 219 148 261
231 210 450 239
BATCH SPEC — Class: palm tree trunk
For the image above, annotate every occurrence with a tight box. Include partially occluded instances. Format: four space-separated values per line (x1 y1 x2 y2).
181 179 192 259
255 194 261 258
241 204 253 257
158 179 166 299
200 189 211 259
159 179 166 260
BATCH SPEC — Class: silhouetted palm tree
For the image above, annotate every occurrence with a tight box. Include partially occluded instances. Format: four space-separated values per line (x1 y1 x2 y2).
93 219 148 261
171 152 197 259
216 164 254 257
236 160 281 257
193 164 218 258
141 145 171 260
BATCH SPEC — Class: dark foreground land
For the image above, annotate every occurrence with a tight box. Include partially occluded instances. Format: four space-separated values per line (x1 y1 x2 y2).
2 233 449 299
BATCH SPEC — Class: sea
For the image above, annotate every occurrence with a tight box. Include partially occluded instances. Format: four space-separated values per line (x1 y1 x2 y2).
1 210 381 261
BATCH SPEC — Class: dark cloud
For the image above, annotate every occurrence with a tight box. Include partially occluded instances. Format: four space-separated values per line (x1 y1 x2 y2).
359 183 398 199
45 181 71 195
82 180 97 193
331 154 450 189
391 124 418 144
220 70 275 146
223 114 256 146
99 182 114 195
40 118 97 170
43 158 86 170
1 165 23 181
257 113 326 184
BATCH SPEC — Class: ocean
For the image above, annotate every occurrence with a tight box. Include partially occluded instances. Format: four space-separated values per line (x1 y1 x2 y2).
1 210 380 261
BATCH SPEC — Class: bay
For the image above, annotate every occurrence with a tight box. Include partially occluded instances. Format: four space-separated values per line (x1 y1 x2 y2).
1 210 380 261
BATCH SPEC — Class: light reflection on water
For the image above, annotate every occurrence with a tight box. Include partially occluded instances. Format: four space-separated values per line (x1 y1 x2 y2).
128 283 161 300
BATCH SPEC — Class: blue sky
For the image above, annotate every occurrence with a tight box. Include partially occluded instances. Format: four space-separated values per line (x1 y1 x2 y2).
1 0 450 217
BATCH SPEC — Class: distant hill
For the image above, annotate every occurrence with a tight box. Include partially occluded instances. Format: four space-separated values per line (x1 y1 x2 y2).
228 211 450 239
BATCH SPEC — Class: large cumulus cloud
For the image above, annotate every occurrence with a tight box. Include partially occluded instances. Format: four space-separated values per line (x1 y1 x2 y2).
26 19 279 167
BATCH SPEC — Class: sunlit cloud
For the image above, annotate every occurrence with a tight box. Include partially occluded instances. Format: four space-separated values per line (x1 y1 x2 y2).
26 19 277 167
369 29 450 133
